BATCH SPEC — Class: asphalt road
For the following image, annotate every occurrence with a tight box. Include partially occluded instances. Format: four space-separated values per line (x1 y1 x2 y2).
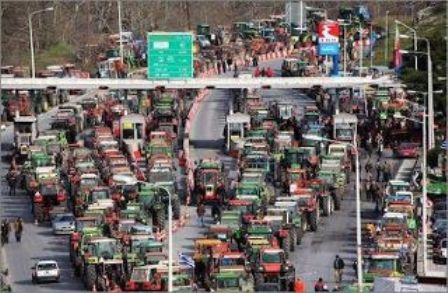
0 91 97 292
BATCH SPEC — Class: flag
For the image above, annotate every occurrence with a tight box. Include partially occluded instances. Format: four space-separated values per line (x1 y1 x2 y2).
178 252 195 268
393 25 402 70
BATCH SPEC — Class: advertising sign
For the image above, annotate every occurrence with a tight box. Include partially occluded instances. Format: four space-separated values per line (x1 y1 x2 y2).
147 32 193 79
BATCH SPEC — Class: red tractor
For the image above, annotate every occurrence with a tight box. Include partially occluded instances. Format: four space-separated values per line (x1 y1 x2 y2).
194 159 225 204
252 248 295 291
289 187 320 232
33 179 68 222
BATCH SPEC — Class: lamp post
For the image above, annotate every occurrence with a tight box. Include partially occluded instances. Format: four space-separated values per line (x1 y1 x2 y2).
399 34 435 149
117 0 124 62
359 22 363 76
156 186 173 292
395 20 418 70
28 7 54 78
302 134 362 290
385 11 389 65
338 18 352 77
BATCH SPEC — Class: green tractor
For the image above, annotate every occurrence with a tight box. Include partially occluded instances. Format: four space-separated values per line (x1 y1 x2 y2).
235 181 274 207
139 183 181 230
80 237 125 291
212 271 254 292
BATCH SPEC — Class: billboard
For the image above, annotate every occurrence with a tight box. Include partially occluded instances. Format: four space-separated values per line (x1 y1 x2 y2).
147 32 193 79
317 21 340 57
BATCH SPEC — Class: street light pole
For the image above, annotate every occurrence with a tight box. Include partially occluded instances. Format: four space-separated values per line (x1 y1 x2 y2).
354 137 362 290
117 0 124 62
370 22 373 68
422 108 428 274
29 14 35 79
157 186 173 292
359 23 363 76
385 11 389 65
28 7 54 78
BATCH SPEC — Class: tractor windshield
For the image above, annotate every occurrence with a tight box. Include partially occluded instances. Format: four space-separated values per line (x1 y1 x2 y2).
221 257 245 266
262 252 282 263
81 177 97 187
91 190 108 202
217 278 239 289
93 241 119 258
149 170 173 183
40 185 58 196
203 172 218 184
366 259 396 271
237 187 257 196
76 219 97 230
131 267 148 282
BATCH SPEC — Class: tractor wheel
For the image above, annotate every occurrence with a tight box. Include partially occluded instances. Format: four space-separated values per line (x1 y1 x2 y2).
300 214 308 232
333 193 341 211
296 227 303 245
153 209 165 230
35 205 43 223
97 276 107 291
308 211 318 232
322 196 332 217
290 229 297 252
74 261 81 277
172 196 181 220
254 273 264 290
84 265 96 290
281 235 290 257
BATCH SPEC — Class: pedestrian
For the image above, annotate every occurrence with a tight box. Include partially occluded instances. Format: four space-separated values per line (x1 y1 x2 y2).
6 168 17 197
227 56 233 68
233 64 239 78
217 61 222 75
314 277 328 292
222 60 227 73
196 202 205 227
376 133 384 158
55 151 63 168
261 67 266 77
333 255 345 284
383 161 391 182
252 55 258 67
14 217 23 242
1 220 10 245
375 161 382 182
266 67 274 77
294 277 306 293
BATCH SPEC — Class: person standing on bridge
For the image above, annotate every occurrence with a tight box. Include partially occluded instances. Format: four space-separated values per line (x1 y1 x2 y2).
197 202 205 227
333 255 345 284
6 168 17 197
14 217 23 242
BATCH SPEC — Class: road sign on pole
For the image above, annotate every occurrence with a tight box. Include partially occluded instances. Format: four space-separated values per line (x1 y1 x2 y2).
147 32 193 79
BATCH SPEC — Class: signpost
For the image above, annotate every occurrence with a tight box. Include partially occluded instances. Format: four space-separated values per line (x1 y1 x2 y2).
317 21 340 76
147 32 193 79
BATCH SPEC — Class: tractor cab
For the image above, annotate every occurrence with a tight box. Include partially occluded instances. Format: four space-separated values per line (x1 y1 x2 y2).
13 115 38 156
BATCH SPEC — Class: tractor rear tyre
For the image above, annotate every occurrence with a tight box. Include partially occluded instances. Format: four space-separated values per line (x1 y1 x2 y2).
290 229 297 252
85 265 96 290
172 196 181 220
152 209 165 230
97 276 107 291
308 211 318 232
322 196 332 217
300 214 308 232
254 273 264 290
333 193 341 211
296 227 303 245
281 235 290 257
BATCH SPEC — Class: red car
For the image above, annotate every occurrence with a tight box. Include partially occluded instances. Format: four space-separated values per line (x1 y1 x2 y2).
394 143 419 158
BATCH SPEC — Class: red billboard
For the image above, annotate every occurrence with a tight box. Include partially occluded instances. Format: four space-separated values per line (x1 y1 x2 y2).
317 21 340 43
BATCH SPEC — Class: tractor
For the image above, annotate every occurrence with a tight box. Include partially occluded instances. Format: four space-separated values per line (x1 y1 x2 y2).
33 171 68 222
79 237 125 291
139 183 181 230
252 248 295 291
193 159 225 204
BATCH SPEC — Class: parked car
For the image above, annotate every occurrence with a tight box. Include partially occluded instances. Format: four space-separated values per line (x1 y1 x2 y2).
31 260 60 283
52 213 75 235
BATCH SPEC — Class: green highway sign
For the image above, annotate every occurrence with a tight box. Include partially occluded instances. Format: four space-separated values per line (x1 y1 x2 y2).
147 32 193 79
